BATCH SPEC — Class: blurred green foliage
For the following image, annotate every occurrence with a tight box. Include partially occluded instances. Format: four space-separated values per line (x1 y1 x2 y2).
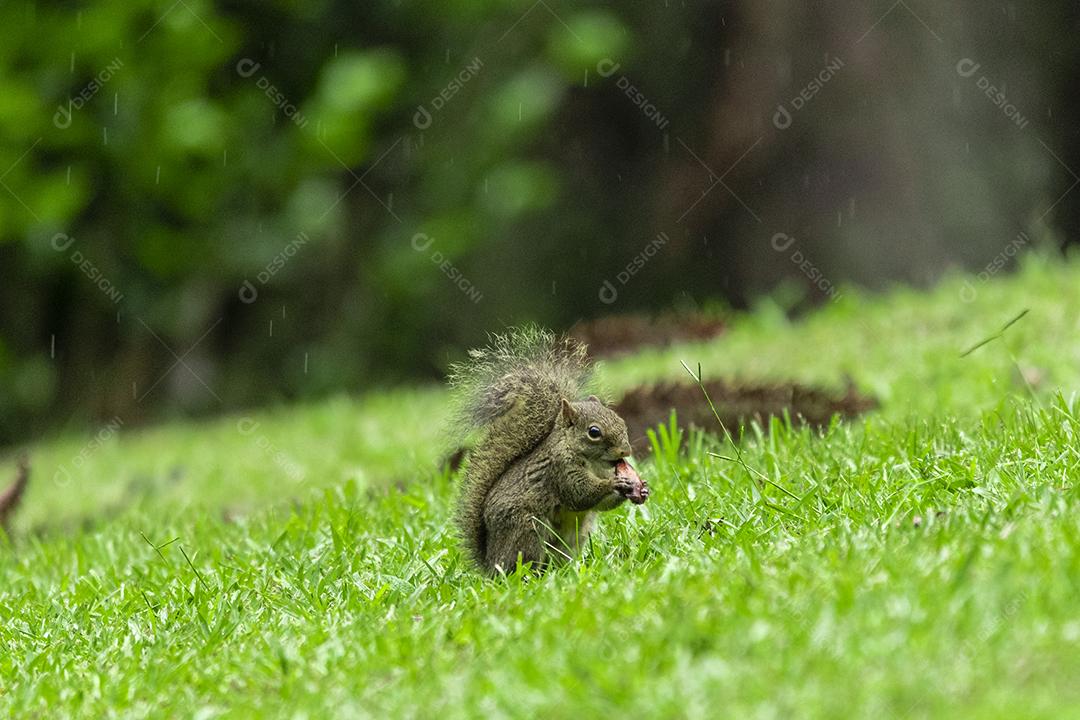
0 0 1075 443
0 0 664 442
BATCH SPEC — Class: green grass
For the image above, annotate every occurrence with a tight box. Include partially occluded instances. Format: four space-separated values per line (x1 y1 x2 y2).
5 254 1080 718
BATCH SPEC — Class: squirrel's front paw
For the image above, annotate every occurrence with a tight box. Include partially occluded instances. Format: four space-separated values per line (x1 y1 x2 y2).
613 476 637 496
613 459 649 505
632 481 650 504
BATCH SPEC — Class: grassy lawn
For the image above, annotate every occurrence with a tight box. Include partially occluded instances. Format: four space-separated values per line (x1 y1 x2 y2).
4 255 1080 718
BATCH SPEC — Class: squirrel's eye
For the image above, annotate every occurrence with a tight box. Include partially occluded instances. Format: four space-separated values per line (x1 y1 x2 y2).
587 425 602 440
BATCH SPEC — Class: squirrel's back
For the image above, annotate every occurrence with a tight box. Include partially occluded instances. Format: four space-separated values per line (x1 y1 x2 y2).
449 328 591 568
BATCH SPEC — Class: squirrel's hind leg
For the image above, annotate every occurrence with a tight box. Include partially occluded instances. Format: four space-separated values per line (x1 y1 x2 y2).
483 508 549 574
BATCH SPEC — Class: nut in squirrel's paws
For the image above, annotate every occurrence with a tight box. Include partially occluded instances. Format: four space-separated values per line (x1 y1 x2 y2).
614 459 649 505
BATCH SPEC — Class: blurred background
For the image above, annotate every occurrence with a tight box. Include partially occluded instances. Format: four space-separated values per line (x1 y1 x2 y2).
0 0 1077 445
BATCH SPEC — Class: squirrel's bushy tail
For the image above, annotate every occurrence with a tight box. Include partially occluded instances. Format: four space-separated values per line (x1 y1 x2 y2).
449 326 591 568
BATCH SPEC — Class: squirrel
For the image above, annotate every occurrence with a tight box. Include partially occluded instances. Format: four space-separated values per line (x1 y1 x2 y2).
449 327 648 574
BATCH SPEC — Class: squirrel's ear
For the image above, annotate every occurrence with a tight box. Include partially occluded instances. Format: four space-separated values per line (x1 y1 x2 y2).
560 398 578 425
587 394 602 404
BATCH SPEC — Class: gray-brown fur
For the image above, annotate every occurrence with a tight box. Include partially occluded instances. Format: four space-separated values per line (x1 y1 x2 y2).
450 328 637 574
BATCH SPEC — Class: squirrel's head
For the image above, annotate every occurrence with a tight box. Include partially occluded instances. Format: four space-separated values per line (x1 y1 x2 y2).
559 396 633 464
